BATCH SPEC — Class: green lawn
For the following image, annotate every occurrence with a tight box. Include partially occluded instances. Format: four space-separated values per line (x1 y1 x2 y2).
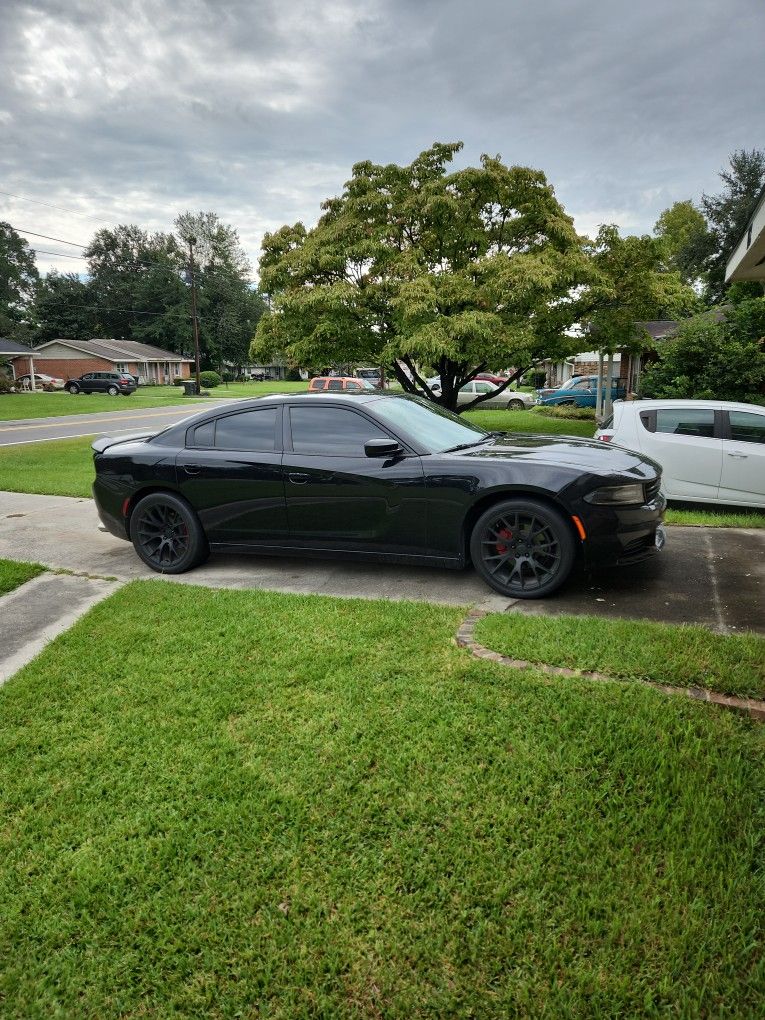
463 407 595 438
664 505 765 528
0 557 44 595
0 381 307 421
0 582 762 1017
0 436 95 497
475 612 765 700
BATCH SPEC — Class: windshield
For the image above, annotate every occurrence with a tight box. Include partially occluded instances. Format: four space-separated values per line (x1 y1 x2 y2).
370 394 488 453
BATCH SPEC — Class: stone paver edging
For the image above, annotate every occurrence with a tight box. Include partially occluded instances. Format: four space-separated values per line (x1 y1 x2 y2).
456 608 765 723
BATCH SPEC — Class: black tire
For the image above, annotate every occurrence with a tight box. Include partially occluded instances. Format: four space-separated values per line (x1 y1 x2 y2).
107 385 119 396
66 383 80 394
470 497 576 599
129 492 209 574
507 398 525 411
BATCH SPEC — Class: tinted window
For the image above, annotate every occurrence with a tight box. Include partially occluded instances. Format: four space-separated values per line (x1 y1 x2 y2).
346 381 363 391
569 380 591 392
310 379 326 390
191 420 215 447
290 406 388 455
656 408 715 438
729 410 765 444
215 409 277 451
327 379 344 391
82 374 93 380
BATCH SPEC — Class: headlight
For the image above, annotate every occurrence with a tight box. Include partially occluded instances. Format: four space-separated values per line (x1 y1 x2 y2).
584 483 645 505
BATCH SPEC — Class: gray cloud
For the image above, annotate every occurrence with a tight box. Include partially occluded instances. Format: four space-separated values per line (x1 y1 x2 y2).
1 0 762 277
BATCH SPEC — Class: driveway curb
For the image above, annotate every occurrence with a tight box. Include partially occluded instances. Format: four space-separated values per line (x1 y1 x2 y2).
456 608 765 722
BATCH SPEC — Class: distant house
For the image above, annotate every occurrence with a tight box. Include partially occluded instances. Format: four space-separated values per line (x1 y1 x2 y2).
725 183 765 284
11 339 193 385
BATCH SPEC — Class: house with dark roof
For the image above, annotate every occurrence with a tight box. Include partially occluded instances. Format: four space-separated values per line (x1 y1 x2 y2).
10 339 194 385
1 337 41 382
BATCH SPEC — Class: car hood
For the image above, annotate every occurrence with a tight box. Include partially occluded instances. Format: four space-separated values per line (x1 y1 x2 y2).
452 432 660 479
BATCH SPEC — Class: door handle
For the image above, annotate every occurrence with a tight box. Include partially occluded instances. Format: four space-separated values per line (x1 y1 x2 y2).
726 453 748 459
183 464 202 475
288 472 309 484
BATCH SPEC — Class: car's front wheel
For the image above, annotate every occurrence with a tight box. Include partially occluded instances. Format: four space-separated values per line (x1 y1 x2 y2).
129 493 209 574
66 382 80 394
470 498 576 599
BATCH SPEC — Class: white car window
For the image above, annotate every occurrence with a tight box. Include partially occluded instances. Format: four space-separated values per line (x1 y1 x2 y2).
728 410 765 445
655 409 715 438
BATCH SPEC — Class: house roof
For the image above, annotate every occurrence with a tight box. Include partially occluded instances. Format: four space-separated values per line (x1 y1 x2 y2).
636 320 678 341
0 337 37 356
34 338 193 362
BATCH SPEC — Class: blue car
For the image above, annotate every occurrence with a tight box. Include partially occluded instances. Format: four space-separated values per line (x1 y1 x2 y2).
536 375 625 408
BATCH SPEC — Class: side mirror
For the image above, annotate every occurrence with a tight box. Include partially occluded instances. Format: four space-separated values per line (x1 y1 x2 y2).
365 438 402 458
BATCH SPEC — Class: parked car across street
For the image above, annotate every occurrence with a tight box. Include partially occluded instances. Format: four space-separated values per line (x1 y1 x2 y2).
537 375 626 407
594 399 765 508
66 372 137 396
92 392 666 600
14 372 66 391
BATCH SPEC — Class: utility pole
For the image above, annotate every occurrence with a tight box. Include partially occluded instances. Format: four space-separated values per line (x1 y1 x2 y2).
188 237 202 393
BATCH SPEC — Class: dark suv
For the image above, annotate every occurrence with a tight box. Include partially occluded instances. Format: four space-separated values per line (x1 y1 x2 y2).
66 372 137 396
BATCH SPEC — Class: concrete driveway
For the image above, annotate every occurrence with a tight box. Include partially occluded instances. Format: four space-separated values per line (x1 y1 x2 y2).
0 491 762 632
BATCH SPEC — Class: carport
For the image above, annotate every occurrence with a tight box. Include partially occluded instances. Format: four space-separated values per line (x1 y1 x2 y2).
0 338 39 390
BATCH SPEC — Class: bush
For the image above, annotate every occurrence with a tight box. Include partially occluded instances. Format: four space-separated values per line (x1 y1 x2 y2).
199 370 222 388
173 377 185 386
0 374 13 394
533 404 596 421
641 299 765 403
286 367 302 381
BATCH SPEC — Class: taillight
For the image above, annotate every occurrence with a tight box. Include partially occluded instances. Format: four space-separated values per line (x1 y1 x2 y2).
597 434 613 443
122 497 131 516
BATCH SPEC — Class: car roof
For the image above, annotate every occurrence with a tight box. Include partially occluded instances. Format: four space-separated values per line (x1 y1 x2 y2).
620 398 764 412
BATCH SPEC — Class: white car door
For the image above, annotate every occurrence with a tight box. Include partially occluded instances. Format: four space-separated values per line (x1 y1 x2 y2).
719 408 765 507
639 406 722 501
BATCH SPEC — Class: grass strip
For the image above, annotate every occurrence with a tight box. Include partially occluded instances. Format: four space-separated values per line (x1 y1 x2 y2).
0 581 763 1017
0 436 96 498
664 506 765 528
0 557 44 595
475 611 765 699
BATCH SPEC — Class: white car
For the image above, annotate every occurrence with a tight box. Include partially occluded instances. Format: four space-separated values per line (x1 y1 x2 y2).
594 399 765 508
424 377 533 410
15 372 66 391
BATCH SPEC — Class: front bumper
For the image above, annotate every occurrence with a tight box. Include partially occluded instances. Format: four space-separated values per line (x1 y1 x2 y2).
577 493 667 567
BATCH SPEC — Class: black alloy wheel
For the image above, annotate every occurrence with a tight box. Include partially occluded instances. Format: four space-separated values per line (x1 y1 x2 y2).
107 384 119 396
130 492 208 574
470 498 576 599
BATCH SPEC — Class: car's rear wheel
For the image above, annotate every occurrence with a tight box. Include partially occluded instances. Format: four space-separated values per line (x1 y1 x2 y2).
129 493 209 574
107 385 119 396
470 498 576 599
66 382 80 394
507 398 525 411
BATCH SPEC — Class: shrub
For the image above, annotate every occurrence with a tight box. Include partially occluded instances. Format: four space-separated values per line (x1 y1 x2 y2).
0 374 13 394
533 404 596 421
199 370 222 388
641 299 765 403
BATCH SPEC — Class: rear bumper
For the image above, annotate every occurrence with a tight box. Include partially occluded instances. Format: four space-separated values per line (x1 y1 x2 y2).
92 480 130 541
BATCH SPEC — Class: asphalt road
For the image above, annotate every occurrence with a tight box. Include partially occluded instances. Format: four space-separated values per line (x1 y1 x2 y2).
0 400 236 447
0 491 762 630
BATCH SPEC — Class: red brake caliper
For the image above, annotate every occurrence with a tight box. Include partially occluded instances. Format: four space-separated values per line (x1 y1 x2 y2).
495 528 513 554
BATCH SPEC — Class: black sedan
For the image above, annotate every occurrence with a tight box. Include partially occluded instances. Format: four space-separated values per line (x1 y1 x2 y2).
92 392 666 599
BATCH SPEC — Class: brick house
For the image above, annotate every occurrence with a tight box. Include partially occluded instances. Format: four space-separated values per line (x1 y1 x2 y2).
11 339 193 385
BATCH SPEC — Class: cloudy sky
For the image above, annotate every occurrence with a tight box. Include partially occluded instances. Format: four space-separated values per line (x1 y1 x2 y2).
1 0 762 278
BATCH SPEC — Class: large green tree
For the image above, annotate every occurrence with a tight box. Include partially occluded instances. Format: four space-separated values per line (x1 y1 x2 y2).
701 149 765 302
34 271 98 343
0 222 39 342
252 143 593 411
653 200 711 289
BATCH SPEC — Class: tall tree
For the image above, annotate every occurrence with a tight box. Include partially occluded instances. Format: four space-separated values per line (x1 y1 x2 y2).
85 224 158 340
701 148 765 302
34 271 97 343
252 142 592 411
653 200 711 289
0 221 39 342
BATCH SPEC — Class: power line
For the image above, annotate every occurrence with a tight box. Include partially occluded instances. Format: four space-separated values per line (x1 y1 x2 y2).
15 228 88 248
31 247 89 260
0 189 101 221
